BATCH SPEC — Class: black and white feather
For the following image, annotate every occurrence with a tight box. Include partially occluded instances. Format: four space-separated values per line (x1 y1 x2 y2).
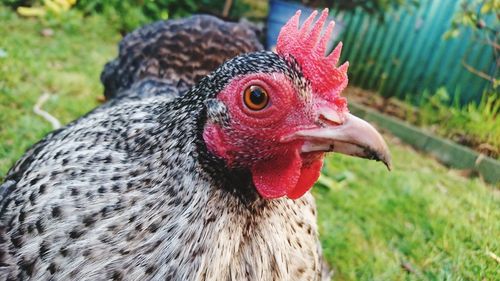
0 15 330 281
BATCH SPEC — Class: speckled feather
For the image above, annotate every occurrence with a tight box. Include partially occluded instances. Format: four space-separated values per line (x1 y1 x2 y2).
0 16 330 281
101 15 263 100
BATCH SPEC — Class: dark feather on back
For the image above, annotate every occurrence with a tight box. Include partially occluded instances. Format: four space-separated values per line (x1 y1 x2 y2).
101 15 263 101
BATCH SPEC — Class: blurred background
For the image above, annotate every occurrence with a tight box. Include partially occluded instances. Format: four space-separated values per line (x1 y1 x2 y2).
0 0 498 280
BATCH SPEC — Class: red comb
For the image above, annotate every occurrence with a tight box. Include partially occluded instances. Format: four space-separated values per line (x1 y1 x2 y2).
276 9 349 99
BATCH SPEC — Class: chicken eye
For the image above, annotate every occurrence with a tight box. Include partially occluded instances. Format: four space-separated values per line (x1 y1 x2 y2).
243 85 269 111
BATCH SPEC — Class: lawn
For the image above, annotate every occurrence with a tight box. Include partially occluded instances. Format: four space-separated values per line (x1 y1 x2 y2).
0 7 498 281
0 7 120 174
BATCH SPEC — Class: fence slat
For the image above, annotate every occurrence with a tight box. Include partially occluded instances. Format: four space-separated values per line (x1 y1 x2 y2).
337 0 494 104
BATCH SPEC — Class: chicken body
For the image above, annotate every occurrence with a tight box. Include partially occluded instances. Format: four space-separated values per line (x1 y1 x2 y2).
0 50 323 280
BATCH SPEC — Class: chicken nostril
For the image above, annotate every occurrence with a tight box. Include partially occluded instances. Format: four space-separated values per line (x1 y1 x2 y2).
315 106 344 127
318 114 342 127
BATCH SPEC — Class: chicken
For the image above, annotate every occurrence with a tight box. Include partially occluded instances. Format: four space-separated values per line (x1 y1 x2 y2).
0 9 390 281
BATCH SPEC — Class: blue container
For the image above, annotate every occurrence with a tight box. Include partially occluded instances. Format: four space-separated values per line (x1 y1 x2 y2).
266 0 344 51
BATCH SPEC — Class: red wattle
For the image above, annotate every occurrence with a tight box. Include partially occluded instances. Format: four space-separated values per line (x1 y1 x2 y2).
251 150 324 200
287 158 324 199
251 150 302 199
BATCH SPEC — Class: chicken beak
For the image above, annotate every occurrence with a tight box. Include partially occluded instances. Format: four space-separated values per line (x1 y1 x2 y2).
284 111 392 170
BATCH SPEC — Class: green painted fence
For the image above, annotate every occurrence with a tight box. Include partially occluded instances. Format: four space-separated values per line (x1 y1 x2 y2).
332 0 496 104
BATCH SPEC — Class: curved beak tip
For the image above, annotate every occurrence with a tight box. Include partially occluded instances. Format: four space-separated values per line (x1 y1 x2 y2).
381 155 392 171
359 144 392 171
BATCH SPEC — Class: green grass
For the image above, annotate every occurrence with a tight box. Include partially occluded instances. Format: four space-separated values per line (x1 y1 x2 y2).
0 7 120 174
0 7 498 280
316 142 499 280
